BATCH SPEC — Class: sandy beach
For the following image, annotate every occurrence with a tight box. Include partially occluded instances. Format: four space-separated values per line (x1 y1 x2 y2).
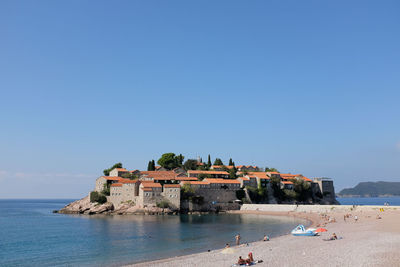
129 206 400 267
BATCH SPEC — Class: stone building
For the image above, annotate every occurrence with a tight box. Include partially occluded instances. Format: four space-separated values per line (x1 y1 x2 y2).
237 176 257 188
187 170 229 179
109 168 129 177
95 176 121 192
161 184 181 209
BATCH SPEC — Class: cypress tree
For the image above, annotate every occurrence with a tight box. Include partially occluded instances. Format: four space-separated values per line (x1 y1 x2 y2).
229 158 233 166
151 160 156 170
147 161 152 171
207 155 212 167
214 158 223 166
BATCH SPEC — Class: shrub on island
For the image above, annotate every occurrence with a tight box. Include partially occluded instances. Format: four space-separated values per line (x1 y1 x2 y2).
90 191 107 204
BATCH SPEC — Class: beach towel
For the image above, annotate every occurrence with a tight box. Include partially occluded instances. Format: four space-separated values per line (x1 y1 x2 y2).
323 237 343 241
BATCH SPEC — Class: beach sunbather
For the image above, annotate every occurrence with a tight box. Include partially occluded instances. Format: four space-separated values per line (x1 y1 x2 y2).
246 252 254 263
329 233 338 240
237 256 246 265
263 235 269 241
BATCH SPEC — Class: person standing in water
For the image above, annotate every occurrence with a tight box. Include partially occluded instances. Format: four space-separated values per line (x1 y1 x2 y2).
235 234 241 246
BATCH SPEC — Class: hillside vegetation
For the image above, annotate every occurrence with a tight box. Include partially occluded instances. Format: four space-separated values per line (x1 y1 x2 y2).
339 181 400 197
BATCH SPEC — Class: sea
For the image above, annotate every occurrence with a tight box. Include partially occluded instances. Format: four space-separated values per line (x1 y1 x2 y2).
337 196 400 206
0 199 307 267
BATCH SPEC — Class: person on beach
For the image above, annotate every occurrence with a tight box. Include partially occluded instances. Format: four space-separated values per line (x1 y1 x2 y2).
263 235 269 241
225 243 230 248
245 252 254 264
354 215 358 222
235 234 241 246
329 233 338 240
237 256 246 265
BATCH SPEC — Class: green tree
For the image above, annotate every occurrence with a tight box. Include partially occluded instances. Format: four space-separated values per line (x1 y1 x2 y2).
177 154 184 166
293 179 312 202
147 161 153 171
101 184 110 196
207 154 212 168
90 191 107 204
213 158 223 166
228 158 233 166
156 200 170 209
183 159 198 171
181 183 195 200
265 167 279 172
198 173 213 181
157 153 183 170
284 189 297 200
228 167 237 179
103 163 123 176
270 176 285 202
121 172 139 180
246 185 268 203
236 189 246 200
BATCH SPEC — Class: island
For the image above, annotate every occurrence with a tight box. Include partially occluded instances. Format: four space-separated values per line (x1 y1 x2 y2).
338 181 400 197
58 153 339 215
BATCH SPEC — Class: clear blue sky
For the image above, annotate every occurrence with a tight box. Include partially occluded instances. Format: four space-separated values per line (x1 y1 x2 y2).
1 1 399 198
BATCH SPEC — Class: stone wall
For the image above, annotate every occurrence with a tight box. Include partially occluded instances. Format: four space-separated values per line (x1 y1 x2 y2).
196 188 237 204
162 187 181 209
95 177 107 192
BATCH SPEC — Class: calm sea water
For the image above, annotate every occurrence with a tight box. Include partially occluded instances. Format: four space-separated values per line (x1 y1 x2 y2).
0 199 306 267
337 196 400 206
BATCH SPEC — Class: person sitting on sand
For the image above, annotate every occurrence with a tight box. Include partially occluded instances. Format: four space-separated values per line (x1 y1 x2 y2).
329 233 338 240
225 243 230 248
263 235 270 241
376 215 382 219
245 252 254 264
237 256 246 265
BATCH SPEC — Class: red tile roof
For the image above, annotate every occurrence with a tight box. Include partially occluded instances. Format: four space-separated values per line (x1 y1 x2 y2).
211 165 235 169
239 176 250 181
119 178 138 184
140 171 178 180
114 168 127 171
281 181 294 185
188 170 229 175
204 178 240 184
164 184 181 188
111 183 123 187
175 177 198 181
183 181 210 185
246 172 270 179
302 176 312 182
102 176 123 181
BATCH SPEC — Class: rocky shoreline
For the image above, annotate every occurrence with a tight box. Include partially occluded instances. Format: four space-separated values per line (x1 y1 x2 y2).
56 196 180 215
56 197 228 215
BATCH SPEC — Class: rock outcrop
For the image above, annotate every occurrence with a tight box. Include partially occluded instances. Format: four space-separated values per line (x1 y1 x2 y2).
58 196 114 214
58 197 177 215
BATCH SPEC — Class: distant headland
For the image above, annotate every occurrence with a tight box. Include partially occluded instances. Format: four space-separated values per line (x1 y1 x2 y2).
58 153 338 215
338 181 400 198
